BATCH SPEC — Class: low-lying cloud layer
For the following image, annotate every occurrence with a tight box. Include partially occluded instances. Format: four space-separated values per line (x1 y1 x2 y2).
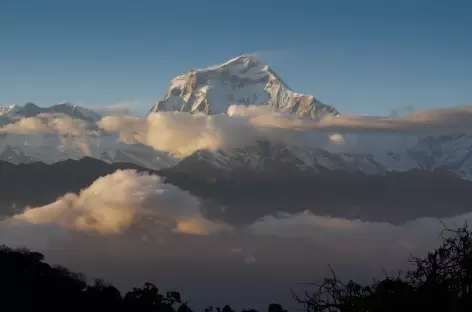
95 103 472 161
0 113 92 135
97 111 306 158
2 104 472 161
240 105 472 134
248 210 472 255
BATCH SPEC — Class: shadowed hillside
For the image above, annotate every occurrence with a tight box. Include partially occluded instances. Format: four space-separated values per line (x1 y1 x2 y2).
1 157 472 224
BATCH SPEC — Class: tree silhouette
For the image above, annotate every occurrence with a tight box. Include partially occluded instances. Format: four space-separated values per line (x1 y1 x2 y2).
222 304 235 312
268 303 287 312
293 222 472 312
4 222 472 311
0 244 196 311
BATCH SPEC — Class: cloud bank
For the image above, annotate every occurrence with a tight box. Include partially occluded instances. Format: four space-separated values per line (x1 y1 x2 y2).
0 113 92 136
97 111 304 158
97 104 472 158
248 210 472 254
2 104 472 162
0 113 97 156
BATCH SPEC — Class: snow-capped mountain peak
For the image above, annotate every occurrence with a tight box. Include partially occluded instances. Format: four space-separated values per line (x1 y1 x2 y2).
150 55 340 118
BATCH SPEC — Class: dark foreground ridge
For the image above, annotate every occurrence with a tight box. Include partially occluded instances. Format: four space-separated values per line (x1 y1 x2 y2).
2 223 472 311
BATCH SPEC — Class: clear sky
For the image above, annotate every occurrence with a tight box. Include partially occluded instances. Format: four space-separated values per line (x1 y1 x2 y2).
1 0 471 116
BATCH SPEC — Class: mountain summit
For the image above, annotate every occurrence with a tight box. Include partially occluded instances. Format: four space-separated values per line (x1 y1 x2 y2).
150 55 340 117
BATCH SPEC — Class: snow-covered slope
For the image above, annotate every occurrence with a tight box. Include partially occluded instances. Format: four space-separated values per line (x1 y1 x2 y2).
0 133 177 170
171 142 386 176
150 55 340 118
0 102 102 123
170 134 472 181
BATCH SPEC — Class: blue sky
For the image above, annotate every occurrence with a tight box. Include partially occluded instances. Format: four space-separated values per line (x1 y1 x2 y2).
1 0 471 116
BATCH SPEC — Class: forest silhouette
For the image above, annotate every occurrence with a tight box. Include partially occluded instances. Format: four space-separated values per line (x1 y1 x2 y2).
2 223 472 311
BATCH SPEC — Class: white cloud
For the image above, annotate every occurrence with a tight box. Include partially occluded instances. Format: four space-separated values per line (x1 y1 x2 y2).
0 113 92 135
227 103 472 136
98 111 303 158
291 105 472 135
227 104 275 117
13 169 230 235
0 114 96 156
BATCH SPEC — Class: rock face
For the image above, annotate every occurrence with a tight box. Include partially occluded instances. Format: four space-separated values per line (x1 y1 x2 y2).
150 55 340 118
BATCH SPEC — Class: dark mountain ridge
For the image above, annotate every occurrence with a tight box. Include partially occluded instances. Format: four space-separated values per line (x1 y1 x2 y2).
1 157 471 225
